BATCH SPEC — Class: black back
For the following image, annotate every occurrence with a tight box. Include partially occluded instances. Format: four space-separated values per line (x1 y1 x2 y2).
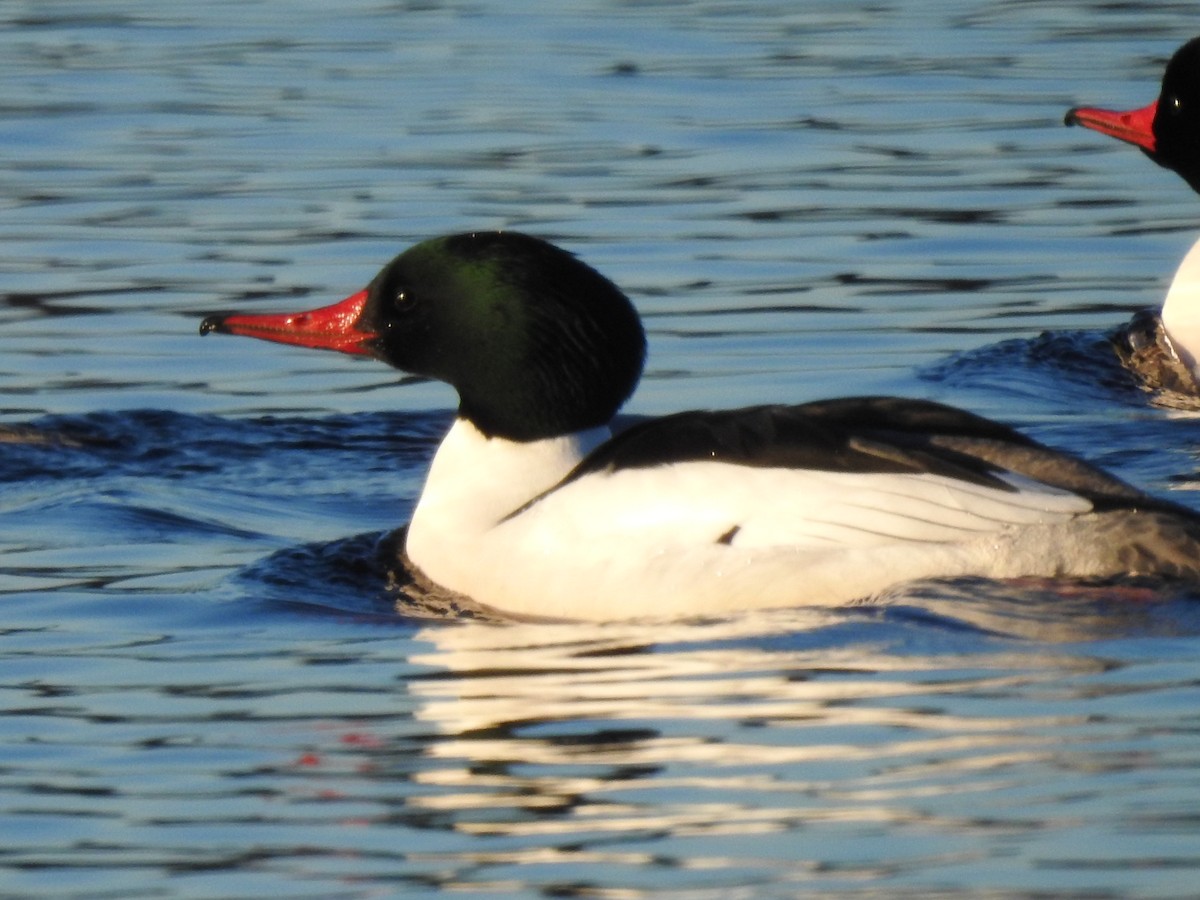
541 396 1158 510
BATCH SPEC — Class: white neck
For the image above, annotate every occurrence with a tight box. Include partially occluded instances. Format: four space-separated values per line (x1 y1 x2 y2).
1161 235 1200 373
406 417 610 580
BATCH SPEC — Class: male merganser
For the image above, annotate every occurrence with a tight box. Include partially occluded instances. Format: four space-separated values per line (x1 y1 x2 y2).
1066 37 1200 395
201 231 1200 621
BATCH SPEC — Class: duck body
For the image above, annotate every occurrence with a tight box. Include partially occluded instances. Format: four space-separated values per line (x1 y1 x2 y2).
202 232 1200 621
402 399 1200 620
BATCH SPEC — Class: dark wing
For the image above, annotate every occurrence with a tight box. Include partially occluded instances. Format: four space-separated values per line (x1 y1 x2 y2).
569 396 1148 504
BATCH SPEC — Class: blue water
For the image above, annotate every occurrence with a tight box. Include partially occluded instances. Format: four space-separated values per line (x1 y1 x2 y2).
4 1 1200 896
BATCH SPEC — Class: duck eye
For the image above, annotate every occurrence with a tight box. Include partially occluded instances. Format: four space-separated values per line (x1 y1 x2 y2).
1169 94 1184 115
394 289 416 312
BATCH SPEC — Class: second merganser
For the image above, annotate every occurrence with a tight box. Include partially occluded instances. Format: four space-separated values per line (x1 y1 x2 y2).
1067 37 1200 396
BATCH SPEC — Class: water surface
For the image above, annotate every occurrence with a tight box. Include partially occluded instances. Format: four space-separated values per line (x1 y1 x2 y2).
3 1 1200 896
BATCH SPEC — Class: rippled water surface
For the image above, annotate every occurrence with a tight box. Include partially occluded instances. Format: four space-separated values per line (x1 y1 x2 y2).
5 1 1200 896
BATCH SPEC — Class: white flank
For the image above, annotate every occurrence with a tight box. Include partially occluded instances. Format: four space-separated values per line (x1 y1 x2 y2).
404 421 1115 621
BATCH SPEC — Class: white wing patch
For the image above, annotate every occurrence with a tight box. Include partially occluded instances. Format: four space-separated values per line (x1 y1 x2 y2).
505 461 1095 553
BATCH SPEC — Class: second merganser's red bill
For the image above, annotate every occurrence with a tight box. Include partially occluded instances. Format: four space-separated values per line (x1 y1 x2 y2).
1065 37 1200 193
1065 101 1158 153
200 290 377 356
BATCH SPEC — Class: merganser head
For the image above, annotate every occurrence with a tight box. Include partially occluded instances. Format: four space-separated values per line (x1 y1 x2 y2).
1066 37 1200 194
201 231 646 441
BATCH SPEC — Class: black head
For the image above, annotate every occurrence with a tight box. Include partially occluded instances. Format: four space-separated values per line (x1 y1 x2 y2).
202 232 647 442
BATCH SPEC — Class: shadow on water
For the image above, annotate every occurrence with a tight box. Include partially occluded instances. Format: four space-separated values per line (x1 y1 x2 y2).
0 408 447 483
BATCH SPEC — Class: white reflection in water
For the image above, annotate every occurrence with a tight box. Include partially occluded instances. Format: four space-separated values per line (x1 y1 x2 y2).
399 605 1110 881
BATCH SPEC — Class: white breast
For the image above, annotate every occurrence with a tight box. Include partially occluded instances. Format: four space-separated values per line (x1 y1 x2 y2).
1161 235 1200 374
404 418 608 585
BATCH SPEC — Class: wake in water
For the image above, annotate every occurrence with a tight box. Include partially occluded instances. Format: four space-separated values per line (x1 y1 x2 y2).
239 527 517 624
925 326 1200 412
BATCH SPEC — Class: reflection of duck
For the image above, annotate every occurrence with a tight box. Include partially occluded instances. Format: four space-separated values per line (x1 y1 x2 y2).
1066 38 1200 395
202 232 1200 621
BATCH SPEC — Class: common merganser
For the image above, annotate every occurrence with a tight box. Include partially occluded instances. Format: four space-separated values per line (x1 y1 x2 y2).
201 232 1200 621
1066 37 1200 395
